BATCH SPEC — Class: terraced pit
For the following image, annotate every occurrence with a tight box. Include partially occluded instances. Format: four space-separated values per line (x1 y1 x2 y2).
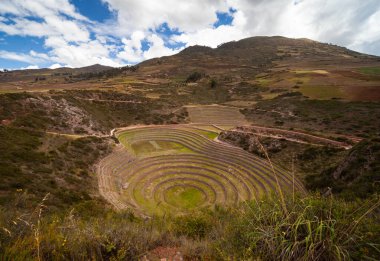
98 125 304 216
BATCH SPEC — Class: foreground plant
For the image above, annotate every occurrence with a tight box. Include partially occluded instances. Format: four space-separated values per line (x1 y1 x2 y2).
215 194 380 260
1 193 379 260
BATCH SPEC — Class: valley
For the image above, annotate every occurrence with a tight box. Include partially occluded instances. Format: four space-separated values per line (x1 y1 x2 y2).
1 36 379 260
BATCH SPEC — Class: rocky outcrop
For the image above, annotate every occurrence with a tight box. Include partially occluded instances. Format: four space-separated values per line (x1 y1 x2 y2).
219 130 285 157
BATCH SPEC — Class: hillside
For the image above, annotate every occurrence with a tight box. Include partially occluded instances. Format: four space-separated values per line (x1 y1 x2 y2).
1 35 379 210
1 36 380 260
2 36 379 102
139 36 373 78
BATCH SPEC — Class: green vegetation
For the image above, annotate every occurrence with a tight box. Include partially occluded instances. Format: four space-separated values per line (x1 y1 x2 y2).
197 129 219 139
1 194 379 260
358 66 380 75
0 126 111 210
130 140 192 156
186 71 203 83
307 138 380 199
300 85 346 100
210 78 218 88
186 105 248 125
242 96 380 138
1 36 380 259
102 126 304 216
165 186 205 210
0 91 188 135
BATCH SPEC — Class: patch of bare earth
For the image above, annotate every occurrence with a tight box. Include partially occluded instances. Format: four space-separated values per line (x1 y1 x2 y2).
143 247 183 261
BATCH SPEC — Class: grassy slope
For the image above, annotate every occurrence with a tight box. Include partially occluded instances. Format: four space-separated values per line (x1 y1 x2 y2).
242 96 380 138
0 91 189 136
0 126 111 211
307 138 380 199
218 132 348 188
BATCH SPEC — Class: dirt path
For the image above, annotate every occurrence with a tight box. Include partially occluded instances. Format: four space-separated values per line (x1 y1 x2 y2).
232 125 359 149
46 131 110 139
76 97 144 103
113 123 360 148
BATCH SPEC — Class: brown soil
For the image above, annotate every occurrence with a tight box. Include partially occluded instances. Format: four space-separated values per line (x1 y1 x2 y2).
145 247 183 261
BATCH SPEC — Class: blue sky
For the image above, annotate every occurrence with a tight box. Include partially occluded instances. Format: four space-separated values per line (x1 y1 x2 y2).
0 0 379 70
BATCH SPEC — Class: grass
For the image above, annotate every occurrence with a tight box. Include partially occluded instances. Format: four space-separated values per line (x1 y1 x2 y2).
306 138 380 199
0 126 111 210
106 126 304 216
242 97 380 138
1 193 379 260
255 78 272 87
358 66 380 75
164 186 206 210
189 129 219 139
299 85 346 100
261 92 280 100
131 140 193 156
0 85 379 259
186 105 248 125
1 109 379 260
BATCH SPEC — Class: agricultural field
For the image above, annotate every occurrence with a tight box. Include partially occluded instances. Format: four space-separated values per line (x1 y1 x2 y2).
252 64 380 101
97 124 304 216
358 66 380 75
185 105 248 126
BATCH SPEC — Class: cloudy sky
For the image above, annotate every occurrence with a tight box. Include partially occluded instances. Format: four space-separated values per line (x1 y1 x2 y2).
0 0 379 70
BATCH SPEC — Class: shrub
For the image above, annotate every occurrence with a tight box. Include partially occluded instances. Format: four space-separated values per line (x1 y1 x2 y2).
210 78 218 88
186 72 203 83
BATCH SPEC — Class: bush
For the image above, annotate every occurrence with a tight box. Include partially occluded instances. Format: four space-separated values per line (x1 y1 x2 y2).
186 72 203 83
210 78 218 88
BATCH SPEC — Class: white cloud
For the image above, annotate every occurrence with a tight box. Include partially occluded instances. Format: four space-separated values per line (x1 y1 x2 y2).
0 50 46 64
20 65 39 70
117 33 182 63
44 36 123 67
224 0 380 54
0 16 89 42
102 0 229 34
143 34 180 60
49 63 64 69
102 0 380 57
0 0 87 20
172 10 248 48
117 31 146 63
1 0 380 68
0 0 116 67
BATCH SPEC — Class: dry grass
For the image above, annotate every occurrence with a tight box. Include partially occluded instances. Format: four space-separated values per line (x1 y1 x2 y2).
1 192 379 260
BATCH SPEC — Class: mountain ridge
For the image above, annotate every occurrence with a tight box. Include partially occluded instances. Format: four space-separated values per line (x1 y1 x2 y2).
4 36 378 73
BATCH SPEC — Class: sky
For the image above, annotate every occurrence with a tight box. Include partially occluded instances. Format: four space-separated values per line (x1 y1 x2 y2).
0 0 379 70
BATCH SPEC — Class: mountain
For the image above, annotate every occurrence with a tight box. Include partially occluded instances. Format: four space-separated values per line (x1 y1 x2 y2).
137 36 377 78
1 36 380 260
0 64 113 83
1 36 379 89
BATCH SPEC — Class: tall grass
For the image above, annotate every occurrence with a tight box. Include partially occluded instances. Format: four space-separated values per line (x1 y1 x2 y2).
1 136 379 260
215 194 380 260
1 193 379 260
